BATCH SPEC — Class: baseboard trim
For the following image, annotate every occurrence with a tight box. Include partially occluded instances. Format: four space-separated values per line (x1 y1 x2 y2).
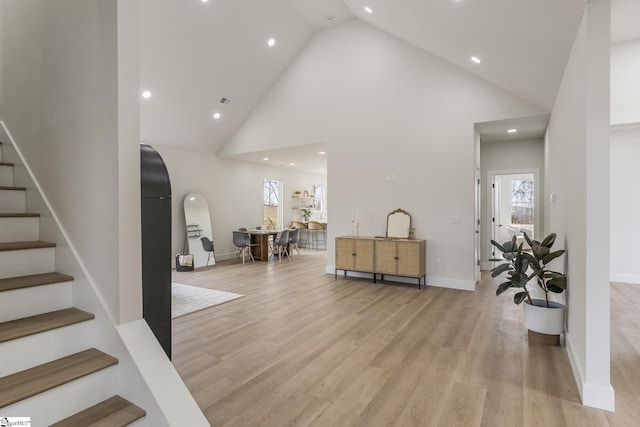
326 266 475 291
610 273 640 284
565 331 615 412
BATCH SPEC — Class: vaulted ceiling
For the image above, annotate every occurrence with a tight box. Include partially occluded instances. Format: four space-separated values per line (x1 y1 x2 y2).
140 0 637 173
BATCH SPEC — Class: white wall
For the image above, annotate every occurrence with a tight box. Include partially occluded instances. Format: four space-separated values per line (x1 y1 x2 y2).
546 0 613 411
610 126 640 283
220 20 545 290
152 144 325 265
0 0 128 323
611 39 640 125
480 138 544 267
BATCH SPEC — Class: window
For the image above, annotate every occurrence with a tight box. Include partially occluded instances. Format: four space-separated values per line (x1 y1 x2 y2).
510 179 534 225
263 179 281 228
312 184 325 210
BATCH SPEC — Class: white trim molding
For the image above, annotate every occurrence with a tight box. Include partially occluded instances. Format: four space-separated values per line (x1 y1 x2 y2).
610 273 640 284
566 331 616 412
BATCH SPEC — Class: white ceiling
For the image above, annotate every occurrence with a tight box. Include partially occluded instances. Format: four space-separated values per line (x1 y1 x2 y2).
140 0 637 174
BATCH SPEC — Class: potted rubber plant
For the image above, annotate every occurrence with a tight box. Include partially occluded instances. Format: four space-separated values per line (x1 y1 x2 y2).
490 232 567 345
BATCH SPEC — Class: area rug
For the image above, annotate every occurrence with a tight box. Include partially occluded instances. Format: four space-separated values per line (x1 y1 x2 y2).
171 282 244 319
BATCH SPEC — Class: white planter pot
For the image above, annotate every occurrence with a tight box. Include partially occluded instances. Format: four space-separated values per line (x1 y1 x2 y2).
523 299 565 335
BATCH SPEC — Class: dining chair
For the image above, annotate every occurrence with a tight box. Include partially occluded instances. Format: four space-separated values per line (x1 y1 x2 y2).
288 227 301 257
270 229 290 262
232 231 255 264
290 221 308 248
200 237 216 266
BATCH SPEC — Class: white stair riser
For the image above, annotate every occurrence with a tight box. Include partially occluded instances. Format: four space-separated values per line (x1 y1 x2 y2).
0 365 118 426
0 189 26 213
0 320 94 376
0 164 13 186
0 217 39 243
0 247 55 279
0 281 72 323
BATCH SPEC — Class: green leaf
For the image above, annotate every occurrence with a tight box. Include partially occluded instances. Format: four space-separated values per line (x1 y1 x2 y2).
547 275 567 289
532 244 550 260
548 284 565 293
516 254 530 273
522 252 540 271
496 281 512 295
511 273 529 287
541 233 557 248
491 263 512 277
523 231 533 248
514 292 528 304
491 240 506 253
542 250 565 265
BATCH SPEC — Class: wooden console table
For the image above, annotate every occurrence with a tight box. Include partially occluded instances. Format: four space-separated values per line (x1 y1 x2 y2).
335 236 426 289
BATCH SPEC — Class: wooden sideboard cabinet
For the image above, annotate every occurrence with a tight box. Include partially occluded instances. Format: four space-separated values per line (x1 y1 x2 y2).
335 237 375 275
335 236 426 288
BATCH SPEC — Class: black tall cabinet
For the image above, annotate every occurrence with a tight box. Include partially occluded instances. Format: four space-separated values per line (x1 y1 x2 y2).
140 144 172 359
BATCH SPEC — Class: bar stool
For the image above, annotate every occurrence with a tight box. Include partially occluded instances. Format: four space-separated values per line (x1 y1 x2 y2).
307 221 326 250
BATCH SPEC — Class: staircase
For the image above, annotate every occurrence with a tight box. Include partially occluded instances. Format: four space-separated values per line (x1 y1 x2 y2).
0 142 146 425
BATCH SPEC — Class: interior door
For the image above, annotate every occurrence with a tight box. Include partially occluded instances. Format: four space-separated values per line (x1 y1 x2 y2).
492 176 502 249
474 167 481 283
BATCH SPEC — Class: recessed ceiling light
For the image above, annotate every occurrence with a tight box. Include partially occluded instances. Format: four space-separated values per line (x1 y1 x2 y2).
189 196 196 201
263 157 269 161
470 56 481 64
319 151 326 155
507 129 518 133
201 0 208 3
289 163 295 166
364 6 373 14
267 38 276 47
319 168 324 172
141 91 152 98
324 15 334 22
212 112 221 119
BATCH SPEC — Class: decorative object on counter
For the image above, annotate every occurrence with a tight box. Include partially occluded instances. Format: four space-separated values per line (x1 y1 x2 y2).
490 232 567 345
300 208 312 221
386 208 411 238
293 190 302 197
408 227 415 240
351 209 359 236
303 190 310 197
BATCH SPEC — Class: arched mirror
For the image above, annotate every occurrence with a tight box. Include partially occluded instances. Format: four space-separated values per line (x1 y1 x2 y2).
386 208 411 239
184 192 214 268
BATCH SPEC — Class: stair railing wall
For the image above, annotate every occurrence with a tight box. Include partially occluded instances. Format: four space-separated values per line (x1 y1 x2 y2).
1 120 208 426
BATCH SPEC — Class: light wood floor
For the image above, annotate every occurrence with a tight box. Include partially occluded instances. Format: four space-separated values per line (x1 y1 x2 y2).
172 250 639 426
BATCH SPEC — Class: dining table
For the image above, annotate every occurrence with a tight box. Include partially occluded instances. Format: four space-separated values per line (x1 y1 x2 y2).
247 229 279 261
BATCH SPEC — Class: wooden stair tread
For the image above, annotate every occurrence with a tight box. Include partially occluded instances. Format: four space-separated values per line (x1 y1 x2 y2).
50 395 146 427
0 348 118 408
0 307 94 343
0 240 56 251
0 162 13 167
0 272 74 292
0 213 40 218
0 186 26 191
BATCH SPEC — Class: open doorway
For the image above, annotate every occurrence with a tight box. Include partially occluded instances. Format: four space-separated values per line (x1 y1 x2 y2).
487 169 540 261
